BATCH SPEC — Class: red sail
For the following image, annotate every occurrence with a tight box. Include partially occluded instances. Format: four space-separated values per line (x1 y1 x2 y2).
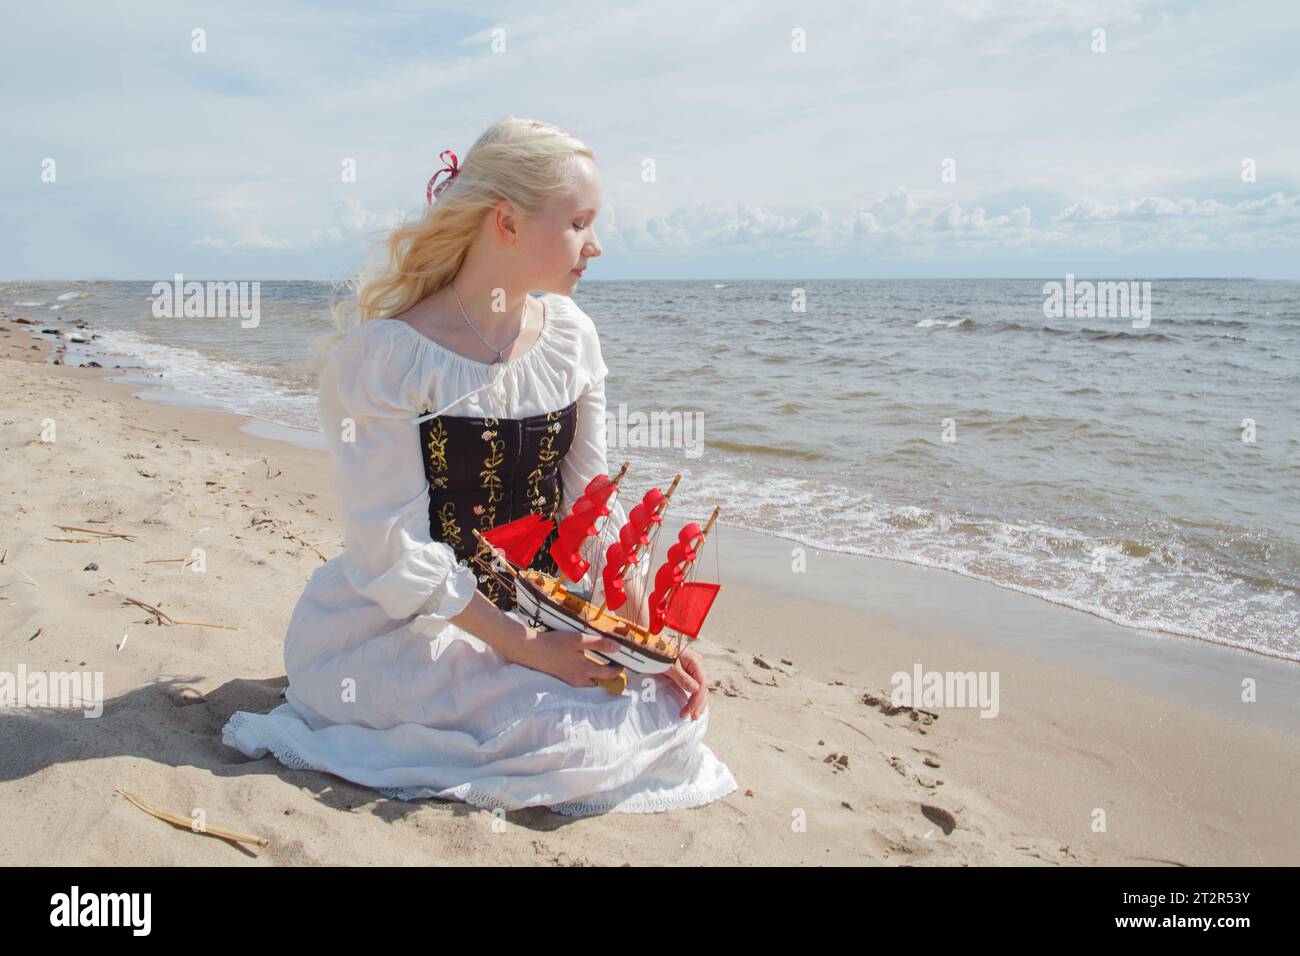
549 475 618 582
601 564 627 610
654 562 684 593
550 533 591 582
647 522 704 634
665 540 696 564
619 521 647 551
480 513 554 568
583 473 617 503
601 488 668 611
605 540 635 568
663 581 720 639
601 541 632 610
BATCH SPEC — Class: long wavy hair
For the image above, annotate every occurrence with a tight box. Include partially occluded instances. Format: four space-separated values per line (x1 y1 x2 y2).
299 116 595 377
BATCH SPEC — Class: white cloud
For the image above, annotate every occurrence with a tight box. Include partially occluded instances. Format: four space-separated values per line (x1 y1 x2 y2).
602 187 1300 257
192 197 406 251
2 0 1297 277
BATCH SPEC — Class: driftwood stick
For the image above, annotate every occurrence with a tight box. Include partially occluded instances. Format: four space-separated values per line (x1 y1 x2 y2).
115 790 270 848
44 537 95 544
145 556 203 574
121 596 175 625
167 618 243 631
119 596 241 630
54 524 135 541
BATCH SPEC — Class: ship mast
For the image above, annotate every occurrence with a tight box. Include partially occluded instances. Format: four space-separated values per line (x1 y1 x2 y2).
591 473 682 622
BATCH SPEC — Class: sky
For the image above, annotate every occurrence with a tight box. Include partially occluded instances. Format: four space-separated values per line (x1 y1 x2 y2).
2 0 1298 280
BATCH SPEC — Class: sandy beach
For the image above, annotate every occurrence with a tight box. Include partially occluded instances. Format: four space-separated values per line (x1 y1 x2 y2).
2 316 1298 867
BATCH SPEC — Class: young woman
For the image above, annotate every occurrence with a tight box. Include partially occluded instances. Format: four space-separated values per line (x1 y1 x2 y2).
223 117 737 815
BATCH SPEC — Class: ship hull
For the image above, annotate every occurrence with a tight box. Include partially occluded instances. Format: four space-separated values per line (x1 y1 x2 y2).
512 573 676 675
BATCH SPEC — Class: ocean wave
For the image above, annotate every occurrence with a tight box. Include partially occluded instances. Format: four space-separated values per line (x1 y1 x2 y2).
989 321 1071 334
715 515 1300 663
90 327 319 432
707 439 827 462
1177 316 1249 328
915 317 973 328
1080 327 1174 342
988 321 1172 341
661 463 1300 662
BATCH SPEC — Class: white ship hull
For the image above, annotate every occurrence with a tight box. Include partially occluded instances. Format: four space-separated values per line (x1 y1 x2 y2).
513 575 676 675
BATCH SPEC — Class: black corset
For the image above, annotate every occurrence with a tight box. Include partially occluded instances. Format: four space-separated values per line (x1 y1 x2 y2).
418 399 579 611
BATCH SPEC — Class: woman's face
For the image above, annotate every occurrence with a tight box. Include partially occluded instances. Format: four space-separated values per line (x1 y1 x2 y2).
521 156 604 294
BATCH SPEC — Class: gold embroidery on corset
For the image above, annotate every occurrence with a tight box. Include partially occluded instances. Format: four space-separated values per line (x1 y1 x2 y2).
525 409 565 506
425 417 448 476
436 500 462 550
478 417 505 605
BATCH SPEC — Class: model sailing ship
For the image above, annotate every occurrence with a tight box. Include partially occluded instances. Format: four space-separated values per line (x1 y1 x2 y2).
469 462 722 678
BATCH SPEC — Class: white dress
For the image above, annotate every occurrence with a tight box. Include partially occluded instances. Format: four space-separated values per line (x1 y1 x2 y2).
221 292 738 815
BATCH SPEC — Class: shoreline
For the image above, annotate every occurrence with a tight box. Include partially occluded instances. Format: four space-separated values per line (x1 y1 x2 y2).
2 318 1297 865
737 525 1300 667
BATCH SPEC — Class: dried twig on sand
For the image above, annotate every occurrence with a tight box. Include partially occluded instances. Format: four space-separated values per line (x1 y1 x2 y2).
283 530 328 562
115 790 270 848
122 596 174 624
120 596 243 631
54 524 135 541
143 557 201 570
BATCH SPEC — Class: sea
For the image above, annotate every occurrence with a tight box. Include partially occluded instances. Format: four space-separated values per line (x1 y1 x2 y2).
6 277 1298 661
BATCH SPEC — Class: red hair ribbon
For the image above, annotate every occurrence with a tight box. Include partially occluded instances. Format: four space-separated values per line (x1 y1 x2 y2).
426 149 460 204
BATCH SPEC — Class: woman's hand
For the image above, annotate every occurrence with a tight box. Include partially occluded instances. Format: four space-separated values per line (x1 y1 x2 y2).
506 625 627 689
663 647 709 720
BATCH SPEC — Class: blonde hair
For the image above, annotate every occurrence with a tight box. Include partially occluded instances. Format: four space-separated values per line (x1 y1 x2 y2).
298 116 595 378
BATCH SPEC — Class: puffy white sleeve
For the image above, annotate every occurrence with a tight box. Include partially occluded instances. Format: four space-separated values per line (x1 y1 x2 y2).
319 322 479 622
557 321 654 628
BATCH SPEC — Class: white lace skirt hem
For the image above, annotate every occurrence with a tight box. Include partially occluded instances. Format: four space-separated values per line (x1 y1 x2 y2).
221 703 739 817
